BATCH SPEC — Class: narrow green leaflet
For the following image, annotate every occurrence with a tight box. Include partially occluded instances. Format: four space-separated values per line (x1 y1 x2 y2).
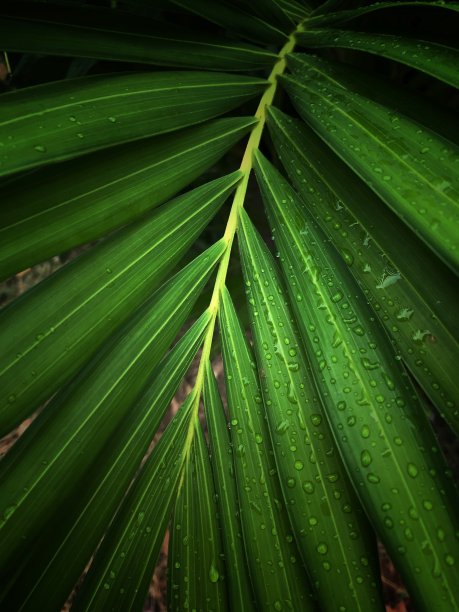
203 363 256 612
280 55 459 144
219 0 295 29
237 211 383 611
308 2 459 27
0 72 266 176
171 0 287 44
0 174 237 436
0 7 276 71
219 287 315 611
0 118 254 280
267 107 459 434
282 55 459 272
168 419 228 612
0 313 210 611
0 242 224 576
296 29 459 89
277 0 310 20
253 151 459 611
72 392 196 612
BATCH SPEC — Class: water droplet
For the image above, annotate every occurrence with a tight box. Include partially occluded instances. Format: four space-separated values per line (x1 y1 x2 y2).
294 460 304 471
445 554 455 566
361 450 372 467
310 414 322 426
360 425 370 439
407 463 418 478
331 290 343 303
361 357 379 370
276 420 289 434
367 473 380 484
209 563 219 583
317 542 328 555
7 394 16 404
108 116 117 123
302 481 314 494
34 145 46 153
341 249 354 266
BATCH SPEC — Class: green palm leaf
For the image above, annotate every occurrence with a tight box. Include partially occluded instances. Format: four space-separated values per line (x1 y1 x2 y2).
309 1 459 27
0 72 265 176
0 242 223 573
0 314 210 610
253 151 459 610
237 209 383 611
0 4 276 70
1 2 458 611
296 29 459 88
0 118 253 279
168 419 227 611
219 286 315 611
266 107 459 434
282 54 459 272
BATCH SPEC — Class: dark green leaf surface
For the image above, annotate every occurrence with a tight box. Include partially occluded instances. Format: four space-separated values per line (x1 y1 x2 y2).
281 55 459 144
0 176 236 436
308 1 459 27
219 287 315 611
0 72 266 176
72 392 196 612
282 55 459 272
267 107 459 434
0 313 210 611
168 419 228 612
254 151 459 612
233 0 297 29
296 29 459 89
203 364 257 611
238 210 383 611
171 0 287 44
0 243 223 576
0 10 276 71
0 118 254 280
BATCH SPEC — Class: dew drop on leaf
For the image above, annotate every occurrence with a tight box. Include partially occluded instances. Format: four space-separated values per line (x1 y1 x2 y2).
209 563 219 583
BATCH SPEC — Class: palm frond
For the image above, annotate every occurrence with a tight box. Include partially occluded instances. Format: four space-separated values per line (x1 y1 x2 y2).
1 2 458 610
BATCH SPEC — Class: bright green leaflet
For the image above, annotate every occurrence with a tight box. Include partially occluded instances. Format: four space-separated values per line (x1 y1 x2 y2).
253 151 459 612
203 364 257 611
0 242 224 574
219 286 315 611
296 29 459 89
168 419 228 611
266 107 459 434
0 72 266 176
281 56 459 272
237 209 383 611
0 118 253 280
72 392 196 612
0 313 210 611
0 174 239 435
